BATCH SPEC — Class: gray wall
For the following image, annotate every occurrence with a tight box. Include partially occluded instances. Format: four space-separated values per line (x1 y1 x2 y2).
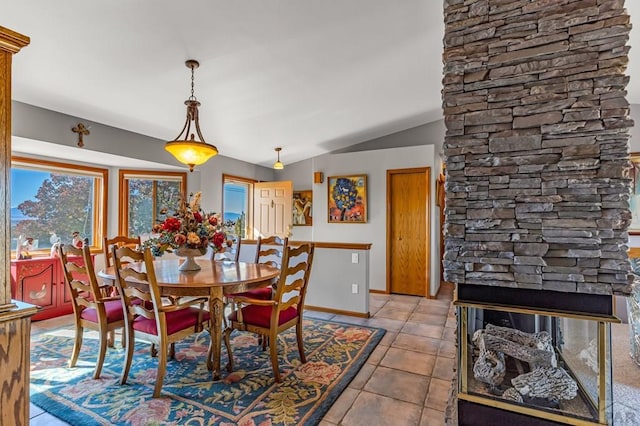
12 101 183 166
239 242 370 315
11 101 275 223
11 101 444 304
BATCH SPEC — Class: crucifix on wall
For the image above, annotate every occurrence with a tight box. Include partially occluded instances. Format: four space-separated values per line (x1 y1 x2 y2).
71 123 90 147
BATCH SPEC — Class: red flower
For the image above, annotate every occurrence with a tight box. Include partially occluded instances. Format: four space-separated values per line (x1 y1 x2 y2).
208 216 218 226
213 232 225 248
193 212 203 223
162 217 181 232
174 233 187 246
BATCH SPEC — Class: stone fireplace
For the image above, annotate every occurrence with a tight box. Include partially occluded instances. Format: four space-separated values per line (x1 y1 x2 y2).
442 1 634 424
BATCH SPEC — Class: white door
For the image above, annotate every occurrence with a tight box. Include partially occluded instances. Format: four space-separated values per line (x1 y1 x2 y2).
253 181 292 238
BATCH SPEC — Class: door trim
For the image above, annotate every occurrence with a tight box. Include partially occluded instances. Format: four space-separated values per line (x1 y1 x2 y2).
386 167 431 296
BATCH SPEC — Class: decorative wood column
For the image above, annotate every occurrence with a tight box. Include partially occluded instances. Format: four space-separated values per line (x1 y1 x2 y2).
0 25 37 426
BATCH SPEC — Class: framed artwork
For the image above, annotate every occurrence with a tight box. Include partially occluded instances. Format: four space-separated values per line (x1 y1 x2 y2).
293 190 313 226
328 174 367 223
631 153 640 234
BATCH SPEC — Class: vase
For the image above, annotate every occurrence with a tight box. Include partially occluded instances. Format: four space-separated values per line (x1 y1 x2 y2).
175 247 207 271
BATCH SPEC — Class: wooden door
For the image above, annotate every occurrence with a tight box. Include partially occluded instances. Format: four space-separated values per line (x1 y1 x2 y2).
253 181 292 238
387 168 430 296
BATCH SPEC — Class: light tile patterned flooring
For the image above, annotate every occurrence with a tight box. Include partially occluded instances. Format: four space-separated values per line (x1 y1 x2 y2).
29 284 457 425
28 285 640 425
314 284 456 426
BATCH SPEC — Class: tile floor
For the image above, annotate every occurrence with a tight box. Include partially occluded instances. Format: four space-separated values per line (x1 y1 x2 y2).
28 283 640 425
314 284 457 426
28 283 457 426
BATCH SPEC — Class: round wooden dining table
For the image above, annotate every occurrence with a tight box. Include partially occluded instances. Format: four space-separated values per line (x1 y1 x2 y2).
98 258 280 380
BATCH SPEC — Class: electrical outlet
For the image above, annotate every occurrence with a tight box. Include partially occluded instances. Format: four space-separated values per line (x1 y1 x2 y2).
351 283 359 294
351 253 359 263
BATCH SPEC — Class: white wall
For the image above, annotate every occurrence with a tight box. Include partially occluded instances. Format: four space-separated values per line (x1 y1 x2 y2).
630 104 640 153
281 145 440 296
627 104 639 248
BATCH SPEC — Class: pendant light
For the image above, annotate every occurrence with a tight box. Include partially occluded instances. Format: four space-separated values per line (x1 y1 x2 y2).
273 147 284 170
165 60 218 172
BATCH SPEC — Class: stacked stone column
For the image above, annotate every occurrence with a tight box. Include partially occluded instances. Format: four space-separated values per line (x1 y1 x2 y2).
442 0 634 296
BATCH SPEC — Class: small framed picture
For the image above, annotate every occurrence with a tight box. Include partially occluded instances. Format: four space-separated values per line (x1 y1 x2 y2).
292 190 312 226
327 174 367 223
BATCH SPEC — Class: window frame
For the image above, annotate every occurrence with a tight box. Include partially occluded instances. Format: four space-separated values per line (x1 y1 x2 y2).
222 173 256 239
11 155 109 253
118 169 187 238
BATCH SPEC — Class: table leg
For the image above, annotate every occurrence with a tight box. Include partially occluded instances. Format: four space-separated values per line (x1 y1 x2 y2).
207 288 224 380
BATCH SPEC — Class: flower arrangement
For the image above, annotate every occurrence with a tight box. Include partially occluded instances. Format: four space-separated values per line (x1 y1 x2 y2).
142 192 225 257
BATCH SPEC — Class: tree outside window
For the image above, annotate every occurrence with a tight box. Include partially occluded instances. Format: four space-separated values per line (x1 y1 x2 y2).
11 157 108 251
119 170 187 238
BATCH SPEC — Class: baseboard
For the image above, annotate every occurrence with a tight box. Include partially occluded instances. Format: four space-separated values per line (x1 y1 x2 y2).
305 305 370 318
369 289 388 294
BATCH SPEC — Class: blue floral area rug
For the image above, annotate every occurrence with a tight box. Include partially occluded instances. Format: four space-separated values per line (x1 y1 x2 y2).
30 318 384 425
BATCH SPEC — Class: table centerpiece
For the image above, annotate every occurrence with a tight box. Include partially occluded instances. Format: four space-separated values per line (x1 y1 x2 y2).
142 192 225 271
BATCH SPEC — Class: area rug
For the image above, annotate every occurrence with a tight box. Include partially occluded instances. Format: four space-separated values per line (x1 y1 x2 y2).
30 318 384 425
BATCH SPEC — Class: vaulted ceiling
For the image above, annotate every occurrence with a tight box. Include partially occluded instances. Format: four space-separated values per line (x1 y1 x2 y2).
4 1 640 168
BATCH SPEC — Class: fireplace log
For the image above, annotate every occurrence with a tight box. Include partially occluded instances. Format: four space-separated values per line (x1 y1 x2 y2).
511 367 578 401
473 348 506 387
473 329 556 369
485 324 553 352
502 387 524 403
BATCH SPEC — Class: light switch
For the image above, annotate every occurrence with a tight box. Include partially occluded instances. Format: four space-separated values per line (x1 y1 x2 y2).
351 253 358 264
351 283 359 294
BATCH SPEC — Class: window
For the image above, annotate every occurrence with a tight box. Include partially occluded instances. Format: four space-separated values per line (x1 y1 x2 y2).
222 174 255 239
119 170 187 238
10 156 108 253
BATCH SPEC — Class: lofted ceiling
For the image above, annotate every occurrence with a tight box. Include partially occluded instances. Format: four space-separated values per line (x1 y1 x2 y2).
3 1 640 168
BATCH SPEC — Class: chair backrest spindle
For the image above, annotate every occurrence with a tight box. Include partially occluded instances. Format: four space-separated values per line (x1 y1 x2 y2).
103 235 141 268
255 235 288 269
272 242 314 313
58 243 103 311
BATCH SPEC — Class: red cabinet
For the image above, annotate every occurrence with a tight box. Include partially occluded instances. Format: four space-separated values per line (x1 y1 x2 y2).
10 255 92 321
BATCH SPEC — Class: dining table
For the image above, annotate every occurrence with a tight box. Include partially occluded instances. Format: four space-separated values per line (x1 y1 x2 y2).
98 258 280 380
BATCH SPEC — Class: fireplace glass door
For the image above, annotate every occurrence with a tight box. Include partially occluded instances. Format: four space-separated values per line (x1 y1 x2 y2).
457 304 614 425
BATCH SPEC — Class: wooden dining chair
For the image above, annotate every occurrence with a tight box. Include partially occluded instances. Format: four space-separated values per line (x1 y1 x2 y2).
255 235 288 267
212 234 242 262
58 243 125 379
112 245 211 398
223 242 315 382
225 236 288 339
236 235 288 299
103 235 141 267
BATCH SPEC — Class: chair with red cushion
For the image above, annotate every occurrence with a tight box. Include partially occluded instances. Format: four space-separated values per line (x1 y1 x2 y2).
231 235 288 300
103 235 141 267
58 243 124 379
223 242 314 382
112 245 211 398
225 236 287 346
